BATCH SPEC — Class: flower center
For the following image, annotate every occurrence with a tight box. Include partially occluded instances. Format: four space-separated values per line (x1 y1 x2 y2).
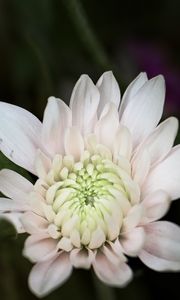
34 148 140 250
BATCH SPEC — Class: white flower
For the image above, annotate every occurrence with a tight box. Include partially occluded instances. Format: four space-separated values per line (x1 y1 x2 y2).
0 71 180 297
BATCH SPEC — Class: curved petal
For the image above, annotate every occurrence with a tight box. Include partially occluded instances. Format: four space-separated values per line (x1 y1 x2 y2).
64 127 84 161
120 227 146 257
141 190 170 224
70 75 100 135
113 125 132 161
93 253 133 287
94 103 119 150
139 221 180 271
21 212 49 234
135 117 178 167
23 234 58 262
96 71 120 116
42 97 72 156
0 169 33 202
28 252 73 297
119 72 148 117
120 75 165 148
142 145 180 200
0 101 42 173
70 248 95 269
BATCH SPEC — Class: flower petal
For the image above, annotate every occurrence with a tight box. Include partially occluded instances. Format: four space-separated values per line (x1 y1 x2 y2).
120 75 165 148
120 227 146 256
0 197 29 211
70 248 95 269
23 234 58 262
142 145 180 200
136 117 178 167
0 101 42 173
42 97 72 156
21 212 49 234
64 127 84 161
28 252 72 297
96 71 120 116
93 253 133 287
70 75 100 135
119 72 148 117
122 204 143 232
0 169 33 202
141 190 170 224
113 125 132 161
95 103 119 150
139 221 180 271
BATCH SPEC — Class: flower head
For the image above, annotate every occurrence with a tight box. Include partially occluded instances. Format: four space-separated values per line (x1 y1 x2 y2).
0 71 180 297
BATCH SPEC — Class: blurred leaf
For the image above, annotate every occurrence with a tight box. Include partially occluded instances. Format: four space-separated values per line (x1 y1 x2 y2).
0 219 17 241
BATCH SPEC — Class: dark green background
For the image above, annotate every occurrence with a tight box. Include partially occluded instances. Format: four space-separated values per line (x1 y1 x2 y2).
0 1 180 299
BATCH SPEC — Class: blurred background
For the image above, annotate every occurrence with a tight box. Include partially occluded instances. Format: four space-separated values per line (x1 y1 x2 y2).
0 0 180 299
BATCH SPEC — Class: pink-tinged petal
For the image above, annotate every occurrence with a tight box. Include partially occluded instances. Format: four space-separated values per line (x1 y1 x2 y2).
64 127 84 161
0 169 33 203
95 103 119 150
42 97 72 156
96 71 120 116
136 117 178 167
139 221 180 271
0 212 25 233
102 244 125 265
141 190 170 224
70 75 100 135
120 75 165 148
70 248 95 269
142 145 180 200
21 212 48 234
28 252 72 297
23 234 58 263
0 197 29 211
119 72 148 117
35 150 52 179
120 227 146 257
113 125 132 161
93 253 133 287
122 204 144 232
131 148 150 186
139 250 180 272
0 101 42 174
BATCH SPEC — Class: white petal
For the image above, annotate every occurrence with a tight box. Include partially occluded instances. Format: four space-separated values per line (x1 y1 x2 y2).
0 169 33 203
113 125 132 161
139 221 180 271
70 248 95 269
0 101 42 174
142 145 180 200
122 204 144 232
21 212 48 234
94 103 119 150
141 190 170 224
23 234 57 262
120 75 165 148
131 148 150 186
0 197 29 211
64 127 84 161
120 227 146 256
35 150 52 179
70 75 100 134
89 227 106 249
28 252 72 297
96 71 120 116
0 212 25 233
119 72 148 117
42 97 72 156
93 253 133 287
137 117 178 167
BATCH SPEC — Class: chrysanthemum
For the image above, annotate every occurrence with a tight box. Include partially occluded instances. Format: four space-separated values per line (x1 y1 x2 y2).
0 72 180 297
